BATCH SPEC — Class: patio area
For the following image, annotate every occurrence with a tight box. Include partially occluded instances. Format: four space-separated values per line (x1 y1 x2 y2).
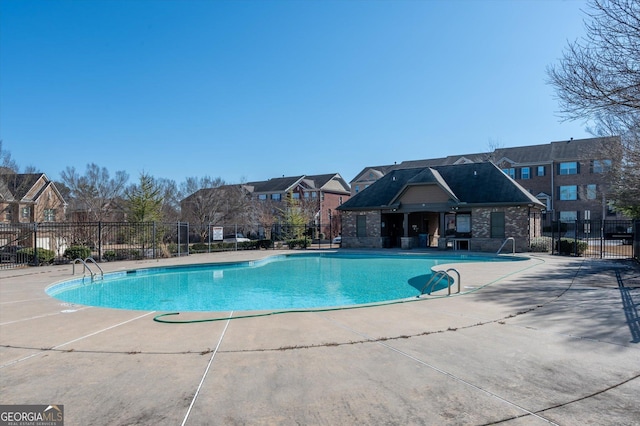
1 250 639 425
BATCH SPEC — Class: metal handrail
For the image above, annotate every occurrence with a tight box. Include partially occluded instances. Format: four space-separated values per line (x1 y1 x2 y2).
84 257 104 278
496 237 515 255
419 268 461 296
72 257 103 280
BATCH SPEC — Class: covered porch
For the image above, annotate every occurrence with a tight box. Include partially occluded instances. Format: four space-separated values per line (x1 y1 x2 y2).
382 210 467 249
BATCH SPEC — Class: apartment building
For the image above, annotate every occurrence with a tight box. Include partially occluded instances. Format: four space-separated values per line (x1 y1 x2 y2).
350 136 622 222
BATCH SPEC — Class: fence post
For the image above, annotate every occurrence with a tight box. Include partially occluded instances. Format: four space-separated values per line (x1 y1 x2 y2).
98 221 102 262
33 223 39 265
574 219 578 257
152 222 157 259
600 219 604 259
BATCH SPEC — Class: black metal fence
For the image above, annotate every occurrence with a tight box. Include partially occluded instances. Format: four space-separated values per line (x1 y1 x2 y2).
529 214 636 260
0 221 319 269
1 219 638 269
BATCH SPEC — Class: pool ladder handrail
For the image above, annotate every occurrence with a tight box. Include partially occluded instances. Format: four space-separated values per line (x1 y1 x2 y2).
496 237 515 255
72 257 104 280
419 268 461 296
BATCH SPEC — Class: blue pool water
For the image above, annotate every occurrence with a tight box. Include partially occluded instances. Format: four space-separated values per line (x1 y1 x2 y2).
47 253 522 312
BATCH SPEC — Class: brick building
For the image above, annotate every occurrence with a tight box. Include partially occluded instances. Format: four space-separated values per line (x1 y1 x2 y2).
338 162 545 252
350 136 622 222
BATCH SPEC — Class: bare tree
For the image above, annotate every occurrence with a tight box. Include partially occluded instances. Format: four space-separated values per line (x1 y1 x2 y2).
60 163 129 221
157 178 181 222
547 0 640 217
0 141 19 173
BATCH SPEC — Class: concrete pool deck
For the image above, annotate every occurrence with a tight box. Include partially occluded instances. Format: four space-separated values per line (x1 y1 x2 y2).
1 250 638 425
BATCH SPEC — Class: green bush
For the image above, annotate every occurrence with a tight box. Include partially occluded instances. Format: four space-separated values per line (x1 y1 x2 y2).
287 238 309 249
529 237 552 252
63 246 92 260
256 239 273 249
18 247 55 265
556 238 588 256
103 250 118 262
190 243 210 253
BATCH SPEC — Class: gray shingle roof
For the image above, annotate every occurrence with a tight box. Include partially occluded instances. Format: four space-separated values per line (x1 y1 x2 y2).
338 162 543 210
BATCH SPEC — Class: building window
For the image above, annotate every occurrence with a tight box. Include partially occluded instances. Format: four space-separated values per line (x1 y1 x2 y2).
21 207 31 219
537 165 545 176
271 194 281 201
4 209 12 221
304 192 310 199
291 192 300 199
502 168 515 179
356 215 367 237
559 211 577 222
521 167 530 179
490 212 505 238
592 159 612 173
258 194 267 201
456 214 471 233
339 196 343 205
559 162 578 175
354 185 360 193
311 191 317 198
586 184 597 200
44 209 56 222
559 185 578 200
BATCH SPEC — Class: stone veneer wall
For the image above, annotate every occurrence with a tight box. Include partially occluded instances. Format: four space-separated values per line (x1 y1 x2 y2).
470 206 531 252
340 210 383 248
340 207 537 252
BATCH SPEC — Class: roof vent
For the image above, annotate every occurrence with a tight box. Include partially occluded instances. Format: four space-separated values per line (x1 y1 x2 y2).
392 176 396 181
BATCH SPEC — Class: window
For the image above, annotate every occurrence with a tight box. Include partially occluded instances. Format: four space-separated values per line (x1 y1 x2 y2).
502 168 515 179
271 194 281 201
339 196 343 205
537 165 545 176
559 162 578 175
586 184 597 200
592 159 612 173
258 194 267 200
559 211 577 222
456 214 471 233
304 192 309 199
490 212 505 238
521 167 530 179
354 185 360 193
21 207 30 219
559 185 577 200
43 209 56 222
311 191 317 198
291 192 300 199
356 215 367 237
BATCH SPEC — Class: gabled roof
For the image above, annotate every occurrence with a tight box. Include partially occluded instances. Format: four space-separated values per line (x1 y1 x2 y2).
348 136 619 183
0 173 67 204
1 173 42 200
246 173 350 194
350 165 396 183
245 175 305 193
338 162 544 211
304 173 350 193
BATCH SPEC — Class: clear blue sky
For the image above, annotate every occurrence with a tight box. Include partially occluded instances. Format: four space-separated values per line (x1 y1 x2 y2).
1 0 592 186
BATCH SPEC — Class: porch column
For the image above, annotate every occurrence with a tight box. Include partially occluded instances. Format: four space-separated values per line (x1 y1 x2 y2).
403 213 409 237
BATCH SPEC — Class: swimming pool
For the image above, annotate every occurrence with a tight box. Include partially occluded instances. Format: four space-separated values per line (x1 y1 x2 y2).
46 252 523 312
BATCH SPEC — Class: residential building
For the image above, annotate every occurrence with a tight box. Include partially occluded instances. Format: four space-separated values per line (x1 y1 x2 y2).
181 173 351 240
0 173 67 224
338 162 545 252
247 173 350 239
349 137 622 222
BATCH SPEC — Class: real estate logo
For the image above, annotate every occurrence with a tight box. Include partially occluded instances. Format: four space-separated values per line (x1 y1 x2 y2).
0 405 63 426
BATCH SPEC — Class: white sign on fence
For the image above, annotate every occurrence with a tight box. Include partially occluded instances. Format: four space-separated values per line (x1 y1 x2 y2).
212 226 224 241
